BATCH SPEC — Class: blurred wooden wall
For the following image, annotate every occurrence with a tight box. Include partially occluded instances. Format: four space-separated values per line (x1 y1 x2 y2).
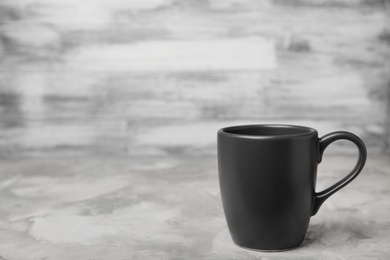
0 0 389 157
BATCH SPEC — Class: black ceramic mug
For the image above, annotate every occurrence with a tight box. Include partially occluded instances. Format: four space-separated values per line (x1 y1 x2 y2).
217 124 367 251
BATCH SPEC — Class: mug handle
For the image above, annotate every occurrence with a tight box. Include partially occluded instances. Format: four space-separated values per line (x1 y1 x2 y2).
311 131 367 216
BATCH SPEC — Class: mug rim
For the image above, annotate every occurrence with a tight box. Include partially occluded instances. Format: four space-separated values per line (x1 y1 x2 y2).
218 124 318 139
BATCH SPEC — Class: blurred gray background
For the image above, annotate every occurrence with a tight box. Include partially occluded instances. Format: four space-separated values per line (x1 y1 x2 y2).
0 0 389 157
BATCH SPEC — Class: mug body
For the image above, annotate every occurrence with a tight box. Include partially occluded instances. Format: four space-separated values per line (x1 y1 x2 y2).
218 124 319 251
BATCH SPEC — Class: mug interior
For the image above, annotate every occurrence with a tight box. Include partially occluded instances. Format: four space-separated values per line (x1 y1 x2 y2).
221 124 316 137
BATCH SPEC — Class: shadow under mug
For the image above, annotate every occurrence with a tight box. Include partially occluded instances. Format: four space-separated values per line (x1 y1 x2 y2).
217 124 367 251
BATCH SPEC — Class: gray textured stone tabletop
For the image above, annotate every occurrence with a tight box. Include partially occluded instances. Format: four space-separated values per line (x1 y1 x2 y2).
0 155 389 259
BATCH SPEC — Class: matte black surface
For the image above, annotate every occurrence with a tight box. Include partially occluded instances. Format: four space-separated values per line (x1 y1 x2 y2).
217 124 367 251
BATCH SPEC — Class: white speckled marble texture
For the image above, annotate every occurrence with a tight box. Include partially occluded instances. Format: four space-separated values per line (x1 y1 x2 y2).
0 155 389 259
